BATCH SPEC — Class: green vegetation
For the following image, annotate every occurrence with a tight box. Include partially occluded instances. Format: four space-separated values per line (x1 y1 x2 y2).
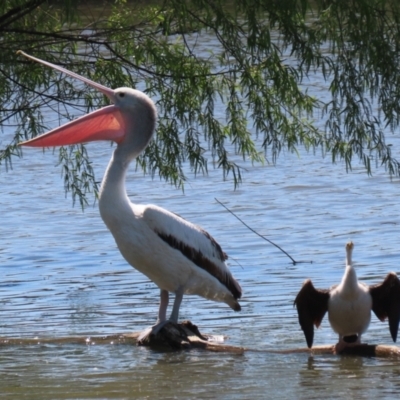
1 0 400 206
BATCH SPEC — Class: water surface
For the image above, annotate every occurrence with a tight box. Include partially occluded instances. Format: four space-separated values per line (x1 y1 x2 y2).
1 25 400 400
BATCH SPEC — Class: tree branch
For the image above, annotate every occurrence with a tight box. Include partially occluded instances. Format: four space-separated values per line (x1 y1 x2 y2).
0 0 46 30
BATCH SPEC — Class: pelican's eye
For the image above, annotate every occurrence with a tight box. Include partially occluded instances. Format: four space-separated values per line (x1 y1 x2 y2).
118 92 125 98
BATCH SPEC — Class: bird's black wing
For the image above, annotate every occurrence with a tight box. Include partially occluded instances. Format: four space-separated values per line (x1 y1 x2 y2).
294 279 330 348
369 272 400 342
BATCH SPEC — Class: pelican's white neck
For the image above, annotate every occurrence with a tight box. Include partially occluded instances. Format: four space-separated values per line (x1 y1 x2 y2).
97 89 157 225
98 148 132 222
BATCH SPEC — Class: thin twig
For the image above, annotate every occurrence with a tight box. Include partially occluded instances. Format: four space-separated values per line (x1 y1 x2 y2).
215 198 310 265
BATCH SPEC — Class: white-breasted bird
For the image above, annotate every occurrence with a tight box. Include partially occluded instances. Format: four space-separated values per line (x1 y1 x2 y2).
294 241 400 352
18 51 242 339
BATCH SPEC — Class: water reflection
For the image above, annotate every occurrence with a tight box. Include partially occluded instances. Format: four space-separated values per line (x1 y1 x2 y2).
298 355 386 399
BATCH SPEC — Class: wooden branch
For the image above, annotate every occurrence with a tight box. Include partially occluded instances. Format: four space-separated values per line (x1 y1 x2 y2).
270 344 400 357
1 322 399 358
0 321 244 354
0 0 46 29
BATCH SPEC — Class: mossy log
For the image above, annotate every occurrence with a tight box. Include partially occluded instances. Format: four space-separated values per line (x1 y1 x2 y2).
132 320 245 353
1 321 400 358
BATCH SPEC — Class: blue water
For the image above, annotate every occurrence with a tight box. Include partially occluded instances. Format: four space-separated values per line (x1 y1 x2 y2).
2 132 400 398
1 30 400 400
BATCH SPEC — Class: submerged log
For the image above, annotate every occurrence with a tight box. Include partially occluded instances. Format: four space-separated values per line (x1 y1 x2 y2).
0 321 244 354
272 344 400 358
1 323 400 358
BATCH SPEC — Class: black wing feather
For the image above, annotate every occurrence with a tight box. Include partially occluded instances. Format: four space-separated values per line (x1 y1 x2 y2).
369 272 400 342
294 279 330 348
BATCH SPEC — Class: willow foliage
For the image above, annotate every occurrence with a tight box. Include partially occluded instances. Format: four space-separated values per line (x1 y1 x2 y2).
1 0 400 206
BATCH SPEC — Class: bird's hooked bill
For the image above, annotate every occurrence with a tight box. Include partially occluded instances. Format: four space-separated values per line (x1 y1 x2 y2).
17 51 126 147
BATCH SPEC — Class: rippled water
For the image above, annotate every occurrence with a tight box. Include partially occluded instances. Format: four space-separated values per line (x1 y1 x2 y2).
2 136 400 398
2 31 400 400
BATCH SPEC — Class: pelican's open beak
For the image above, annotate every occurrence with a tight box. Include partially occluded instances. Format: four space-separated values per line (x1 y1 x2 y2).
17 51 126 147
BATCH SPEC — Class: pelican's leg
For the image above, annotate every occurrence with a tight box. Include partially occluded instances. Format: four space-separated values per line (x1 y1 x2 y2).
157 289 169 323
169 288 184 323
137 289 170 342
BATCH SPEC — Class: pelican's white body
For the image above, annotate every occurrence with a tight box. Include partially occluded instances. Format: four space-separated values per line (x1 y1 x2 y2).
98 133 239 310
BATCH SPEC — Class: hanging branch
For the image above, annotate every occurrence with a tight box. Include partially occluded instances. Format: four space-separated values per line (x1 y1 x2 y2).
215 198 311 265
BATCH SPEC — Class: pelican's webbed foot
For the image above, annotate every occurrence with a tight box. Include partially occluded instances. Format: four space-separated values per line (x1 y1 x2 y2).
137 320 169 344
